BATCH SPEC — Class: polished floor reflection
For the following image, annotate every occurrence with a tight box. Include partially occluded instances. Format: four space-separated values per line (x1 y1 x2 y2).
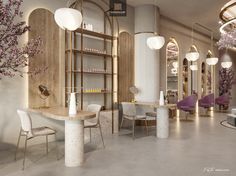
0 112 235 176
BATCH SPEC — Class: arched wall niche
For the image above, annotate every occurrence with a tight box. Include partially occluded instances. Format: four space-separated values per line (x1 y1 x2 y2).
166 37 179 103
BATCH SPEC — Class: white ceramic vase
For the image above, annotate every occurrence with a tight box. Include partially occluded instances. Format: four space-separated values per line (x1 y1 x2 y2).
159 91 165 106
69 92 77 115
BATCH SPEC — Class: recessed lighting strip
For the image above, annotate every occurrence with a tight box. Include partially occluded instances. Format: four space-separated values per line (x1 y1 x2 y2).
219 18 236 34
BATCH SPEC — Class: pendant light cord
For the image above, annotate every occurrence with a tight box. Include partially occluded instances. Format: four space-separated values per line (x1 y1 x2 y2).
191 23 194 45
154 0 157 35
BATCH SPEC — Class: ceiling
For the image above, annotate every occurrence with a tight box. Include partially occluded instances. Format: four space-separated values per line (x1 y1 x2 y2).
127 0 229 38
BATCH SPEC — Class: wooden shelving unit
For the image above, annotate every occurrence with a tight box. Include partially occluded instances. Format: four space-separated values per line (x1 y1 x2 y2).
64 2 118 118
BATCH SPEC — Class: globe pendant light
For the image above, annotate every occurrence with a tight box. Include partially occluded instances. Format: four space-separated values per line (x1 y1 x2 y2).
221 52 232 68
206 31 218 66
146 3 165 50
54 8 82 31
185 45 200 61
147 34 165 50
185 24 199 61
206 50 218 65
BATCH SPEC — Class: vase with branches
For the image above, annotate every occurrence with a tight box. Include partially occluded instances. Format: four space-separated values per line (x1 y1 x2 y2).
219 67 234 96
0 0 42 79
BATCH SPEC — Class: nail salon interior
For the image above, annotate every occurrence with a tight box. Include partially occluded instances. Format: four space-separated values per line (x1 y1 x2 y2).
0 0 236 175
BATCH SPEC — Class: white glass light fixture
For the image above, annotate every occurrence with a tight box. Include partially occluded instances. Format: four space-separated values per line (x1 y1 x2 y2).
54 8 82 31
172 61 178 68
185 45 200 61
146 4 165 50
190 64 198 71
147 35 165 50
185 23 200 61
221 53 232 68
206 50 218 65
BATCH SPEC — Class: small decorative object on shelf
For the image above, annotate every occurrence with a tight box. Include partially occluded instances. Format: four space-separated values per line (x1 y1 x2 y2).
83 22 93 31
84 48 106 54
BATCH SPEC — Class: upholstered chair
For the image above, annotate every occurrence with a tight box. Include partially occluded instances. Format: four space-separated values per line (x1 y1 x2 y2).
121 102 148 139
215 94 230 110
84 104 104 148
15 110 57 170
177 95 197 120
198 93 214 116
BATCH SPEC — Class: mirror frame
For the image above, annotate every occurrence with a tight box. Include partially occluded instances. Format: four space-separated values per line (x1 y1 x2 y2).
165 37 180 103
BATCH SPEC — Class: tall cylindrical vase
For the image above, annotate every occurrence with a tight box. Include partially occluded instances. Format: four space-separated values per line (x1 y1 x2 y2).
159 91 165 106
69 92 77 115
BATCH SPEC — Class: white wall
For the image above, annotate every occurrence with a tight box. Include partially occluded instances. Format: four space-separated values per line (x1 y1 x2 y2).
0 0 67 145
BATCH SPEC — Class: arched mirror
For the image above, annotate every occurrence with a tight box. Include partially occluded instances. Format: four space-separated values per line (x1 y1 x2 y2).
201 61 206 96
207 65 213 94
166 38 179 103
182 58 188 98
190 45 199 97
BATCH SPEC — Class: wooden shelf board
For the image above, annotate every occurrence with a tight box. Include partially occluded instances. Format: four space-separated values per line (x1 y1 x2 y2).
66 92 114 94
66 49 112 58
75 28 116 40
66 70 113 75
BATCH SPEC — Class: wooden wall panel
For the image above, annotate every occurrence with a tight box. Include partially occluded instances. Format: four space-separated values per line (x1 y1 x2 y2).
118 32 134 102
28 8 60 108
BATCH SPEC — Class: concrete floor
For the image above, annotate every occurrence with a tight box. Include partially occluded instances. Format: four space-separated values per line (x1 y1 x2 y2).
0 112 235 176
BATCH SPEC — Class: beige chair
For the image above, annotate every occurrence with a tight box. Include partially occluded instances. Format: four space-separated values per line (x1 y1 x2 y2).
145 109 157 135
15 109 57 170
84 104 105 148
120 102 148 139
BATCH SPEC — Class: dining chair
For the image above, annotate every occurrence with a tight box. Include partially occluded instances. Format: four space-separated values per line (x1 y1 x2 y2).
84 104 105 148
15 109 58 170
120 102 148 139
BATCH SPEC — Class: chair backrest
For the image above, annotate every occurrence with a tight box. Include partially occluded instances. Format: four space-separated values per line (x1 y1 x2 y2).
17 109 33 134
86 104 102 124
121 102 136 117
177 94 197 109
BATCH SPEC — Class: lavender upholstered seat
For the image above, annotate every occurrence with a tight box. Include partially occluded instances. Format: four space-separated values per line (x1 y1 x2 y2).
177 95 197 119
177 95 197 111
199 93 214 108
215 94 230 110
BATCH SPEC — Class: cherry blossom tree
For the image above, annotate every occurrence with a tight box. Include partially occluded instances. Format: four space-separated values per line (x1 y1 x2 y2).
0 0 42 78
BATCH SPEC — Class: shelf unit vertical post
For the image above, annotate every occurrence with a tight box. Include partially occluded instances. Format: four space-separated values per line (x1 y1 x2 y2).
80 0 84 110
65 29 68 105
111 16 114 133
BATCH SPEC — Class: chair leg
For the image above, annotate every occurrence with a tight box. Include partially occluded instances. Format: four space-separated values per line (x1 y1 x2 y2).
132 120 135 140
15 131 21 161
46 135 48 155
89 128 92 143
22 136 28 170
54 133 60 160
145 119 148 135
120 117 124 129
98 124 105 148
185 112 188 120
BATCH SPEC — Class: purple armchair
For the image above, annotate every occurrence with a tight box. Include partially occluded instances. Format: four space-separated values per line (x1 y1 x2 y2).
199 93 214 116
177 95 197 119
215 94 230 110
